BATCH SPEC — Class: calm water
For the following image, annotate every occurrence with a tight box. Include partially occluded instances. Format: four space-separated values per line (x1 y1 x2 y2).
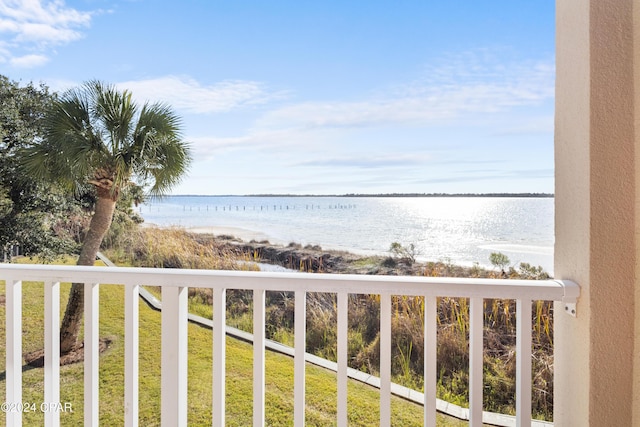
139 196 554 274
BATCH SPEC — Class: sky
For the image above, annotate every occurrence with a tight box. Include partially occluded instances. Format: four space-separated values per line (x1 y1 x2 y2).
0 0 556 196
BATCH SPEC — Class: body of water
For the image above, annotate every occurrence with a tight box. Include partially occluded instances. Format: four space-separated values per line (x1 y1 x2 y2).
139 196 554 274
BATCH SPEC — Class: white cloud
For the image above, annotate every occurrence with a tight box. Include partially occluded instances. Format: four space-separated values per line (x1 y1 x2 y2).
0 0 94 67
186 126 307 158
9 53 48 68
188 135 254 154
293 153 434 170
119 75 289 114
13 21 81 44
258 53 555 131
184 52 555 164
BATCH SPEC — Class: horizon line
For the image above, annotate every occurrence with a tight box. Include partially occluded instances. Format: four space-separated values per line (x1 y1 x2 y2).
165 192 555 198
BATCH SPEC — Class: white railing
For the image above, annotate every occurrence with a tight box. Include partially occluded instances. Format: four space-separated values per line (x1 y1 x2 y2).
0 263 579 427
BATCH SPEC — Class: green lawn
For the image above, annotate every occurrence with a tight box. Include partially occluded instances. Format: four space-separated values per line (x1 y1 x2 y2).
0 259 471 426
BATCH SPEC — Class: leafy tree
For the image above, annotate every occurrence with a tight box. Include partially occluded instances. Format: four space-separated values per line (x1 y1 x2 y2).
489 252 510 272
0 75 80 259
25 80 191 354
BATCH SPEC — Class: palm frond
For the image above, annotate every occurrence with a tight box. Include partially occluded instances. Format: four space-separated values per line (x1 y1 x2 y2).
91 81 137 155
137 133 191 196
134 102 182 143
24 80 191 200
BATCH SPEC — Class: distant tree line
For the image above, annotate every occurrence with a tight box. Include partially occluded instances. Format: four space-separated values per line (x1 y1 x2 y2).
241 192 554 198
343 193 554 198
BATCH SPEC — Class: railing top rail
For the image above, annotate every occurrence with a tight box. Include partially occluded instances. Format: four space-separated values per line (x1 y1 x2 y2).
0 263 578 303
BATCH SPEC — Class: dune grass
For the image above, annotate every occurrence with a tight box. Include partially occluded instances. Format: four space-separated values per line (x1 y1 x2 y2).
0 257 471 426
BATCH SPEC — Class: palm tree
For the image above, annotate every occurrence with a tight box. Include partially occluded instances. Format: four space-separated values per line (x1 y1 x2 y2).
25 80 191 354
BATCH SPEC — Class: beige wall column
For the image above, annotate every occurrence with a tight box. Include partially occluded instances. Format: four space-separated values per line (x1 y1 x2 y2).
555 0 638 425
634 1 640 424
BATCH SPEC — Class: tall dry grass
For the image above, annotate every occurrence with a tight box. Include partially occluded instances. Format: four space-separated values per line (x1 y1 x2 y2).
104 226 257 271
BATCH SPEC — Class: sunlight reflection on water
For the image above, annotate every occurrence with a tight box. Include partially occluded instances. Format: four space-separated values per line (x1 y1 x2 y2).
140 196 554 274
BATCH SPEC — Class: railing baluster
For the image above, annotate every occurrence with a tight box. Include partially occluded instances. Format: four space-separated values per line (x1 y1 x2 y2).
85 282 100 427
161 286 188 427
469 297 483 427
424 296 437 427
294 290 306 427
44 281 60 427
6 279 22 427
336 292 348 427
212 288 226 427
253 289 266 427
124 284 139 427
380 293 391 427
516 299 532 427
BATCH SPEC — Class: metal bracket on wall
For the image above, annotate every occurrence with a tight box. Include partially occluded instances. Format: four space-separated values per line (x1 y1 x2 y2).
555 279 580 318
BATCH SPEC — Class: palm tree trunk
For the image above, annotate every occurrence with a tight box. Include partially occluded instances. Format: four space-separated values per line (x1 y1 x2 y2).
59 195 117 354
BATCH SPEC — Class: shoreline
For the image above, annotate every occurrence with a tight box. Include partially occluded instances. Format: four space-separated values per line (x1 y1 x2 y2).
139 197 554 274
185 226 553 276
188 227 386 275
142 223 552 277
183 226 548 278
186 225 387 259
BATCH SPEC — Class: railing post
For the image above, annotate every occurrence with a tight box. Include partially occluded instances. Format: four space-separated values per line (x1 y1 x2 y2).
516 299 532 427
124 284 139 427
424 296 437 427
294 290 306 427
161 286 188 427
469 297 484 427
212 288 226 427
6 279 22 427
253 289 266 427
337 292 348 427
85 282 100 427
44 281 60 427
380 293 391 427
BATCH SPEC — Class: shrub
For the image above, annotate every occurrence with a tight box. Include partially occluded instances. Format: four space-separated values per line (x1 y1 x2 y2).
389 242 418 265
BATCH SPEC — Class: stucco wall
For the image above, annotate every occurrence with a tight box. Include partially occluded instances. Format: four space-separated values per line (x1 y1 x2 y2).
554 0 591 424
634 1 640 423
555 0 637 425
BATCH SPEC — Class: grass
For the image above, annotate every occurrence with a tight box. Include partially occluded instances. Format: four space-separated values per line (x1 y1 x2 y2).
0 257 472 426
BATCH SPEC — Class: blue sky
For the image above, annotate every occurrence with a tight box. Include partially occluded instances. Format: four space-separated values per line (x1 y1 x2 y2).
1 1 555 195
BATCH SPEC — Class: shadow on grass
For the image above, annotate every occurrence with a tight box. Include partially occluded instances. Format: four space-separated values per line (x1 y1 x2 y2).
0 337 114 381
